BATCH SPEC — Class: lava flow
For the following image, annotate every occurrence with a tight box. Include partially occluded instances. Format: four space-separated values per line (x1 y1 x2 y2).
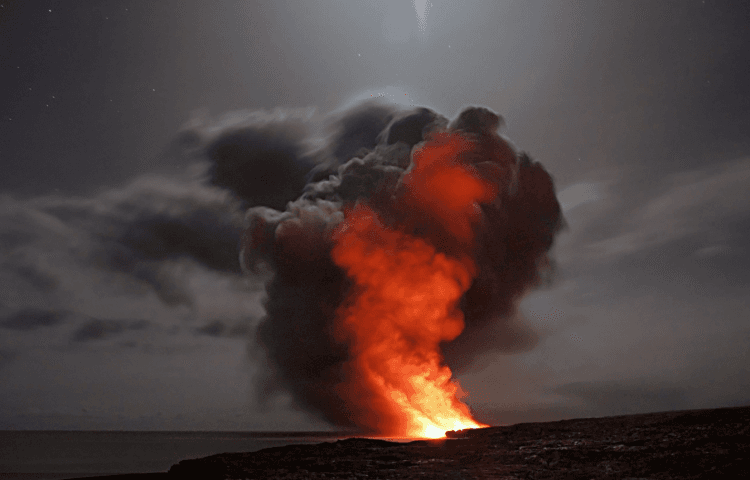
331 132 493 438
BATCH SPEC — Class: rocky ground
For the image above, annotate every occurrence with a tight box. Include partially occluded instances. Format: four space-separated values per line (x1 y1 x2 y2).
164 405 750 479
69 405 748 480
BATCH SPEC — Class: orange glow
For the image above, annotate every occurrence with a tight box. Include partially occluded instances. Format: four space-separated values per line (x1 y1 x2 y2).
331 132 492 438
401 132 498 244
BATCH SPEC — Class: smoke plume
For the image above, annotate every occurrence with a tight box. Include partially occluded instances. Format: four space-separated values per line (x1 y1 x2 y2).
240 102 563 433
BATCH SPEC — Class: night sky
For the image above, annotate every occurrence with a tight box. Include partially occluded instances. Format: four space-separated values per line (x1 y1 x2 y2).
1 0 749 431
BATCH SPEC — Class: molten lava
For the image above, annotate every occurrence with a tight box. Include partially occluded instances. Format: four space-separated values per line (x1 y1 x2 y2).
331 132 493 438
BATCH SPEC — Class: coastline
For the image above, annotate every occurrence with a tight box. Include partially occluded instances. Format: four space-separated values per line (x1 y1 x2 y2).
56 405 750 479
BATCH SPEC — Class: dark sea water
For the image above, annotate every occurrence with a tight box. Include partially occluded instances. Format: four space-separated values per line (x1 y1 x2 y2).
0 430 356 479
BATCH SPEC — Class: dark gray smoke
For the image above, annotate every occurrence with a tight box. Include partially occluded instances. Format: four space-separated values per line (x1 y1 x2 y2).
175 108 318 211
236 101 564 429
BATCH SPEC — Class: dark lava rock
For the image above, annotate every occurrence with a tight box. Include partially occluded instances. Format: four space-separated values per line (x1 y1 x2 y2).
167 405 750 479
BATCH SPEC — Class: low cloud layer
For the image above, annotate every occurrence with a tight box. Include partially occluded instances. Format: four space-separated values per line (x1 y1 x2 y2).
0 172 260 351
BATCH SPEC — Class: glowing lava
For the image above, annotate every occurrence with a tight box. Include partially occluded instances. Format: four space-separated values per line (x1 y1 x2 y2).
331 132 493 438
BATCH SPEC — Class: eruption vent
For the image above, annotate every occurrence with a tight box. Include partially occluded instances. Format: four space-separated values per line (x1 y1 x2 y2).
240 103 563 438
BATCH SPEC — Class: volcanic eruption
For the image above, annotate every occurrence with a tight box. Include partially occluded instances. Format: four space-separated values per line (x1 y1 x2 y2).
238 102 563 438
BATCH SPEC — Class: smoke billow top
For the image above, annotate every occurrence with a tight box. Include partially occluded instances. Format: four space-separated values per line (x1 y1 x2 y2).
207 101 563 435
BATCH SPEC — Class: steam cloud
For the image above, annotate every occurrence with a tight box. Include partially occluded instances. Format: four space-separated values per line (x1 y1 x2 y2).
208 101 563 429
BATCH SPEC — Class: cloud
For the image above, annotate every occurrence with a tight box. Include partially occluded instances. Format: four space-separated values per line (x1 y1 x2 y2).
174 107 318 211
195 320 226 337
4 174 242 276
307 100 403 181
71 318 150 343
0 349 17 369
0 165 265 359
557 182 602 212
0 309 67 331
577 158 750 260
554 380 690 417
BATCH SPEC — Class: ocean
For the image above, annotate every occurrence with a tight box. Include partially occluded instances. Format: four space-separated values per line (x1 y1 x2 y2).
0 430 356 480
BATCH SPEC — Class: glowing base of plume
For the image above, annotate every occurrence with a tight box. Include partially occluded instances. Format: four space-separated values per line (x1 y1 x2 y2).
387 370 489 439
413 420 488 439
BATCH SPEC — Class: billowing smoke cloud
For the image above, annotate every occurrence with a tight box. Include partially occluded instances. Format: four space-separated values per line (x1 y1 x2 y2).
0 174 254 346
240 102 564 430
175 108 319 211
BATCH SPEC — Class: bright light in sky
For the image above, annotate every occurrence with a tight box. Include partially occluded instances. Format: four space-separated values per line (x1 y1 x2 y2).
413 0 432 33
338 85 417 111
381 0 433 43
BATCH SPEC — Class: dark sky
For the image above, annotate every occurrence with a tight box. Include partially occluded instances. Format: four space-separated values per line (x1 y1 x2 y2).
1 0 749 430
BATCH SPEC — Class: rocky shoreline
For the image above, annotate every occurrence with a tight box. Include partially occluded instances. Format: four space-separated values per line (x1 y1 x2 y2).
161 405 749 479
